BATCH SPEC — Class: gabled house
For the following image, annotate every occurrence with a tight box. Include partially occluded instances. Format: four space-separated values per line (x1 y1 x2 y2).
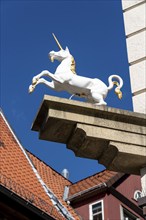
0 110 144 220
68 171 144 219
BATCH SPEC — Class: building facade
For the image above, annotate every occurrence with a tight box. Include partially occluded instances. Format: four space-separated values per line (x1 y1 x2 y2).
69 173 144 219
122 0 146 114
122 1 146 216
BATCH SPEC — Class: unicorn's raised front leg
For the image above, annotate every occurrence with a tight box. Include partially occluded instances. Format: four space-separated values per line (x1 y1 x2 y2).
32 70 53 85
29 78 55 93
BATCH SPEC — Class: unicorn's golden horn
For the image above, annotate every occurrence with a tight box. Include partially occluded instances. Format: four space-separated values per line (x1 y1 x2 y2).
52 33 63 50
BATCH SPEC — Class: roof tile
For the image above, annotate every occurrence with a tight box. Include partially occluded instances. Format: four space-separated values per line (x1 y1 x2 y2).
69 170 118 197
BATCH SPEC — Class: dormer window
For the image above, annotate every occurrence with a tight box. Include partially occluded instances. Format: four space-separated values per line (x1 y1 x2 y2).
89 200 104 220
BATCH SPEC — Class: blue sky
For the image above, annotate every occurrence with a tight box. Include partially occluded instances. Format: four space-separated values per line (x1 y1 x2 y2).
1 0 132 182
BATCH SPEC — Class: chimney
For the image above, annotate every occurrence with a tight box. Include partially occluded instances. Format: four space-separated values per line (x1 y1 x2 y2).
61 169 69 179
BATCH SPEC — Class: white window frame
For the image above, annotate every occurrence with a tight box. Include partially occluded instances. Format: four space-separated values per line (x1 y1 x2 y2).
89 200 104 220
133 190 142 201
120 205 140 220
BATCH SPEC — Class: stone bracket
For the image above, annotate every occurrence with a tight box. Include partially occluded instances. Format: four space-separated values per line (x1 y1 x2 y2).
32 95 146 175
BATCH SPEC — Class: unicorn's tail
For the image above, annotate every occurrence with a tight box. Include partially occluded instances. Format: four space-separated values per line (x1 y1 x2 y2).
107 75 123 99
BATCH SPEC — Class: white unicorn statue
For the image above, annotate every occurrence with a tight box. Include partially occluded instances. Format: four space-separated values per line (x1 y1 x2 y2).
29 33 123 106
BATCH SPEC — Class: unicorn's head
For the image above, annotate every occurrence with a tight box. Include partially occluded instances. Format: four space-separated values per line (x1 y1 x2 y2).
49 47 71 62
49 33 76 74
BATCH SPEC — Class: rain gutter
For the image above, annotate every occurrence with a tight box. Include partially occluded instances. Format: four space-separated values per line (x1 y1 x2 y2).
67 182 107 202
0 185 55 220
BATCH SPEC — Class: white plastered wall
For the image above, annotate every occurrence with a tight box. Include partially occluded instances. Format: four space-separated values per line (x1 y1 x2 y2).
122 0 146 114
122 0 146 205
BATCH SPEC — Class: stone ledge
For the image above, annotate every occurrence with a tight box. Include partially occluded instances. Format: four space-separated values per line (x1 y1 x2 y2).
32 95 146 175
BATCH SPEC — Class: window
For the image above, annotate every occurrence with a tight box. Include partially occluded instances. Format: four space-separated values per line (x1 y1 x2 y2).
120 206 140 220
134 190 142 201
89 200 104 220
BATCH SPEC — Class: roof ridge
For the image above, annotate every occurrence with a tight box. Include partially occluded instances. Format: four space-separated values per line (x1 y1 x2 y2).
0 109 23 147
26 151 81 220
26 149 72 184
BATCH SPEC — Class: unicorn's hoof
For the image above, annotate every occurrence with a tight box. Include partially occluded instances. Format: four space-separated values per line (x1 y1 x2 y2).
94 102 107 106
28 85 35 93
32 77 37 85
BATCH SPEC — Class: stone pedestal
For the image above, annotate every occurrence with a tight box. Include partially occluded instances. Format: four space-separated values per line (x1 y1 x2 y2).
32 95 146 175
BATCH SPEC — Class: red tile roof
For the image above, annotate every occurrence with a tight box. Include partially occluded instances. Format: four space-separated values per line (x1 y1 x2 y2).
68 170 122 199
0 112 80 220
